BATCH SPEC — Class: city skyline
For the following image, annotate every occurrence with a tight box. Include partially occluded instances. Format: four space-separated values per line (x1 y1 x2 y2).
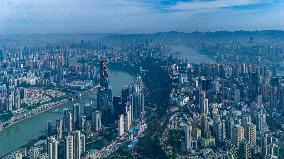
1 0 284 34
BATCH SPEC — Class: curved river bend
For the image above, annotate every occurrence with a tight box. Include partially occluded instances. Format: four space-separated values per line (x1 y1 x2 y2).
0 70 133 156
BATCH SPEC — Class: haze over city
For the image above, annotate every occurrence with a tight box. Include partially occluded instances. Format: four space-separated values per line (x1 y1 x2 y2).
2 1 284 159
1 0 284 34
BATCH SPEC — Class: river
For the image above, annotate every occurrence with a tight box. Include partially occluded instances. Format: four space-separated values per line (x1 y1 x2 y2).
0 70 134 156
170 45 215 64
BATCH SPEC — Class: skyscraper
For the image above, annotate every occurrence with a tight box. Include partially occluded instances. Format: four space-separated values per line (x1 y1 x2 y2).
232 125 244 148
47 137 58 159
66 111 73 133
91 110 102 131
73 130 85 159
113 96 122 120
99 59 109 89
97 59 113 125
185 124 191 151
65 135 74 159
73 103 80 130
73 131 82 159
201 98 209 115
244 123 256 146
239 140 251 159
201 114 209 138
47 121 53 138
56 118 63 141
118 114 125 137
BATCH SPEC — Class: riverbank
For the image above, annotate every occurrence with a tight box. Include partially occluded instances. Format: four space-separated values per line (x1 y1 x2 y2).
1 98 69 131
0 84 101 133
0 70 134 156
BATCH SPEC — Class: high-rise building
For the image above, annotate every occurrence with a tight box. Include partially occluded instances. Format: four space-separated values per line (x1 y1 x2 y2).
67 111 73 133
79 115 86 132
47 137 58 159
132 92 145 120
213 119 226 142
99 59 109 89
200 98 209 115
199 91 206 112
125 106 132 131
56 118 63 141
73 131 85 159
256 109 267 132
97 59 113 125
232 125 244 148
73 131 81 159
73 103 80 130
65 135 74 159
118 114 125 137
121 86 130 106
244 123 256 146
113 96 123 120
201 114 209 138
84 103 92 119
91 110 102 131
184 124 197 151
226 117 235 140
47 121 53 138
239 140 251 159
261 133 269 158
63 109 69 131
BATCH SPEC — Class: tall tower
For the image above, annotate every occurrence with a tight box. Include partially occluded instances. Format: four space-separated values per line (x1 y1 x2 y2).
99 59 109 89
97 59 113 125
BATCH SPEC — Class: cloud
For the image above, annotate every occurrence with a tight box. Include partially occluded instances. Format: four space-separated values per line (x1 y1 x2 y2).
168 0 267 11
0 0 283 33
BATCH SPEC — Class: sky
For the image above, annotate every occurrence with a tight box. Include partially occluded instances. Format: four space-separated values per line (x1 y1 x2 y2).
0 0 284 34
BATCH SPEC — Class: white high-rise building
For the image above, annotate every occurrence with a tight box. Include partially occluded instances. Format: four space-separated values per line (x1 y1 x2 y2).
118 114 125 136
73 131 85 159
92 110 102 131
65 135 74 159
125 109 131 131
47 137 58 159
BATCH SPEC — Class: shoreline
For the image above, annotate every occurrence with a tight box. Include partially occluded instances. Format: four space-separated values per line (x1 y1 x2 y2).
1 98 70 131
0 85 100 132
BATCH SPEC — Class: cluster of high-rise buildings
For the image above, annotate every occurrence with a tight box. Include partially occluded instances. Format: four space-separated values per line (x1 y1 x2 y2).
44 104 87 159
13 59 146 159
167 62 281 158
0 45 100 114
96 59 145 136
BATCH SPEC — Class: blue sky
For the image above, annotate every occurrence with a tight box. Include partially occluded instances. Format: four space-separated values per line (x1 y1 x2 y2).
0 0 284 34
